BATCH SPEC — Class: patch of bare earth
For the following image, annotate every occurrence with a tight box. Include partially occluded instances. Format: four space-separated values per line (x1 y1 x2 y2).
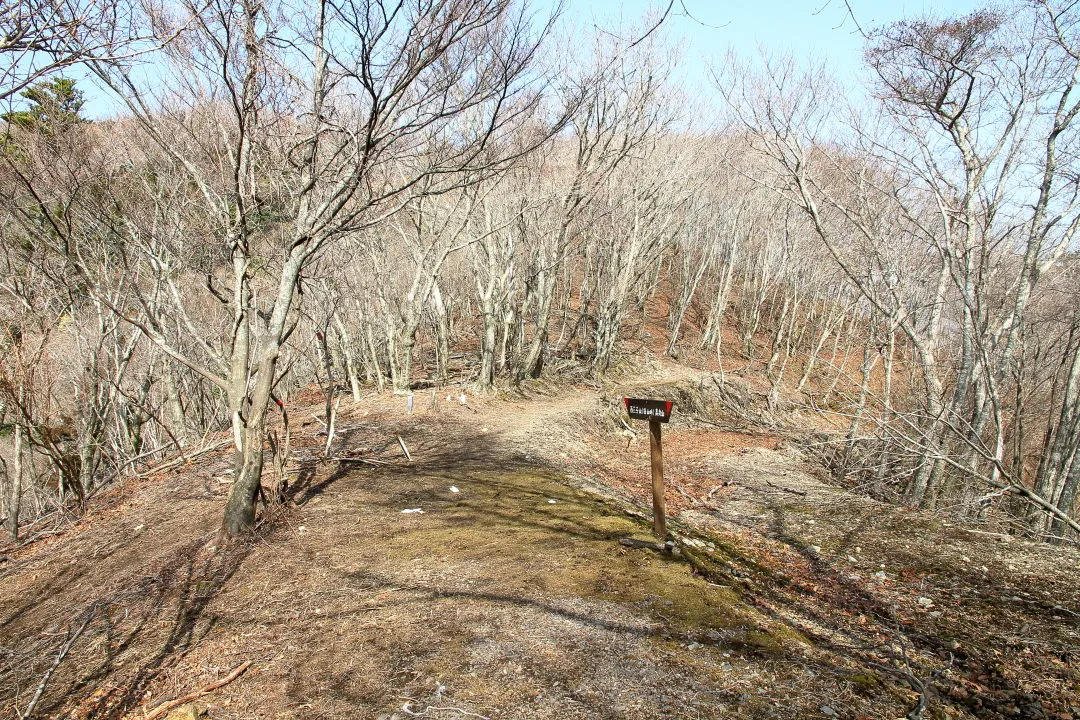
1 372 1078 720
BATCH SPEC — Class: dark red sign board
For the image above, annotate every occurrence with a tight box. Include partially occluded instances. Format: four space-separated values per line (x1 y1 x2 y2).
624 397 674 423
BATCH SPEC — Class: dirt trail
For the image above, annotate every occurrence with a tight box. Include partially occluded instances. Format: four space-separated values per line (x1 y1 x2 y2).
1 374 1079 720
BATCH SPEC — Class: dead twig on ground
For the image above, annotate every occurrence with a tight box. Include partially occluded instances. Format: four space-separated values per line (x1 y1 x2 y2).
902 670 928 720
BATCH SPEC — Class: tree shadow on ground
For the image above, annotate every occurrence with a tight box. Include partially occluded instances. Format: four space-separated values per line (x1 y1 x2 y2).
281 424 929 716
3 535 253 720
10 407 1070 720
674 498 1065 720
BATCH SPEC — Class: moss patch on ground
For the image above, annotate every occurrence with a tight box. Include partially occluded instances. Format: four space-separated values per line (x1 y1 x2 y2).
378 467 779 646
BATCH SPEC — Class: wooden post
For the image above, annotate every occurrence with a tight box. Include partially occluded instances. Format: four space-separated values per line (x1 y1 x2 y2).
624 398 673 548
649 419 666 540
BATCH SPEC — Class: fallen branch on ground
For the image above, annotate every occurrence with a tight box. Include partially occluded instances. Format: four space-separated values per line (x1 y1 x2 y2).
671 481 700 505
136 440 233 479
143 661 252 720
18 612 94 719
336 456 389 467
706 483 732 500
766 480 808 496
400 699 490 720
397 436 413 463
619 537 675 553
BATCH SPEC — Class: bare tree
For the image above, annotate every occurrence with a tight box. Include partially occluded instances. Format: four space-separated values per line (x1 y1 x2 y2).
0 0 185 103
715 3 1080 533
31 0 569 535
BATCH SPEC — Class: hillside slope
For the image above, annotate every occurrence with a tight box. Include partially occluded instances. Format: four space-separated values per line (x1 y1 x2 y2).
1 365 1079 720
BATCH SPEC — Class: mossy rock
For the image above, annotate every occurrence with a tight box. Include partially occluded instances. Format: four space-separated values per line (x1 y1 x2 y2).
166 703 206 720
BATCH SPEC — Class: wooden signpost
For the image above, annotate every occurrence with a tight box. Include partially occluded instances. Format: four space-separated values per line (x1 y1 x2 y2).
624 398 674 540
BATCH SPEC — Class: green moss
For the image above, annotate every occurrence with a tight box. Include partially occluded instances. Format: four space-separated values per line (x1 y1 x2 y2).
849 672 883 692
743 630 785 655
379 467 805 658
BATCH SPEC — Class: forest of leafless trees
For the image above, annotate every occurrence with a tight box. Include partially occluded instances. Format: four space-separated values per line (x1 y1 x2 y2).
2 0 1080 543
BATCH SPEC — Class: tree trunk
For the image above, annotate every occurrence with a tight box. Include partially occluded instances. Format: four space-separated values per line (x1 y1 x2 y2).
478 292 497 389
163 361 189 446
223 250 303 535
520 262 556 380
332 312 363 402
1050 455 1080 541
431 283 451 386
7 421 24 541
223 414 267 536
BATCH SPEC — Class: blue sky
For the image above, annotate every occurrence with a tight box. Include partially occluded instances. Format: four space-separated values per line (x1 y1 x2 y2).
63 0 988 119
550 0 988 91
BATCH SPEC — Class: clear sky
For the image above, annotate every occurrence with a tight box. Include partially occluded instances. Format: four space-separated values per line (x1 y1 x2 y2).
66 0 989 119
550 0 988 92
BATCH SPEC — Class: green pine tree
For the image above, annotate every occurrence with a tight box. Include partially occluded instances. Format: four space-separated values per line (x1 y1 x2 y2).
2 78 86 135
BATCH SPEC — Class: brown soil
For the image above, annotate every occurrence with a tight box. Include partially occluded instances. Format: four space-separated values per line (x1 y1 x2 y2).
1 365 1078 720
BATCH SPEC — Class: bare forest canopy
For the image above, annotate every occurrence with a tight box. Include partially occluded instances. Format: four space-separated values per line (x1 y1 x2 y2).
2 0 1080 543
